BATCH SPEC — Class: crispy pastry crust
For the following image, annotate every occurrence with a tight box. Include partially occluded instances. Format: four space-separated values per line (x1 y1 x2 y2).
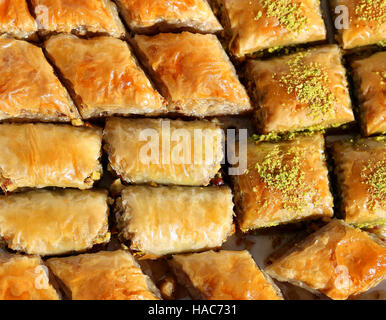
170 250 283 300
45 35 166 119
0 190 109 256
133 32 251 117
329 138 386 227
31 0 126 38
265 219 386 300
115 0 222 34
46 250 160 300
103 118 224 186
213 0 326 58
0 37 80 122
116 186 235 257
0 123 102 192
0 0 37 39
351 52 386 136
331 0 386 49
0 252 59 300
245 45 354 133
232 134 334 231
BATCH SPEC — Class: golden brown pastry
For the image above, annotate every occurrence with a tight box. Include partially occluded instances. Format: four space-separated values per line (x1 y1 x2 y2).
0 252 59 300
0 37 80 123
0 190 109 256
265 219 386 300
103 118 223 186
170 250 283 300
133 32 251 117
45 35 166 119
115 0 222 34
31 0 126 38
330 0 386 49
115 186 234 257
245 45 354 134
0 123 102 192
0 0 37 39
46 250 160 300
329 137 385 227
232 134 334 231
212 0 326 58
351 51 386 136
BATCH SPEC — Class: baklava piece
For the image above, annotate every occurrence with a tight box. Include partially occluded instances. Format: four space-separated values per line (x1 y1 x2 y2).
103 118 223 186
0 252 59 300
0 123 102 192
45 35 165 119
46 250 160 300
170 250 283 300
351 51 386 136
115 186 234 258
133 32 251 117
265 219 386 300
31 0 126 38
0 190 109 256
330 0 386 49
115 0 222 34
329 137 386 227
0 0 37 39
232 134 334 231
212 0 326 58
0 37 80 123
245 45 354 134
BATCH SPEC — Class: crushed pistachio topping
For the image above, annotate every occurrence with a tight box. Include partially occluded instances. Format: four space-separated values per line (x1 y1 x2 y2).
361 159 386 211
274 52 336 119
255 145 314 212
354 0 386 24
260 0 308 32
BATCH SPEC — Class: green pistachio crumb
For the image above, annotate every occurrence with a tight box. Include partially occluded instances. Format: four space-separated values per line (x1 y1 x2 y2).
275 52 336 120
376 71 386 85
254 10 263 21
361 159 386 211
255 145 315 212
262 0 308 33
354 0 386 25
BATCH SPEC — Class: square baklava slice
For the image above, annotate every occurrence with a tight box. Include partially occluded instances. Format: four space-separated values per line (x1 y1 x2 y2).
351 51 386 136
0 123 102 192
133 32 251 117
115 0 222 34
0 0 37 39
0 252 59 300
115 186 234 258
170 250 283 300
232 134 334 231
103 118 224 186
212 0 326 58
31 0 126 38
0 190 110 256
0 37 80 123
46 250 160 300
329 137 385 227
245 45 354 134
330 0 386 49
265 219 386 300
45 35 165 119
